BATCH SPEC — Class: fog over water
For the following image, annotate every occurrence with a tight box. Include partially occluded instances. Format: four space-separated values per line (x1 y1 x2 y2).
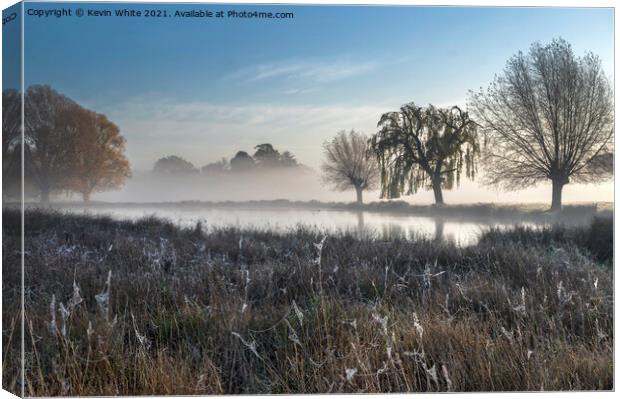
89 166 613 205
44 166 609 246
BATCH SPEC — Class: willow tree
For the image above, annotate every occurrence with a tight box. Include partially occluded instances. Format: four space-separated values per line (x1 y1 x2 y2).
469 38 613 210
370 103 479 205
322 130 379 204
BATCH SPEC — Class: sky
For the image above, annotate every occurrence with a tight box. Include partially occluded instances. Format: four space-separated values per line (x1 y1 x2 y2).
11 2 616 203
2 2 20 89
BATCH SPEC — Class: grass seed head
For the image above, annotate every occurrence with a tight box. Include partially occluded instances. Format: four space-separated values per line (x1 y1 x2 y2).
345 368 357 382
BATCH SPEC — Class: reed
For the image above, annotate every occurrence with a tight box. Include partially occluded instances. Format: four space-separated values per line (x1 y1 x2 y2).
1 209 613 395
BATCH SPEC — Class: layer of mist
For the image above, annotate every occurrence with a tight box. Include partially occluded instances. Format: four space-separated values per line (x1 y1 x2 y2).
92 167 356 203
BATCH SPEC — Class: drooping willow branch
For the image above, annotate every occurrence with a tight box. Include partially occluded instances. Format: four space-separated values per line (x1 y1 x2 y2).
369 103 479 201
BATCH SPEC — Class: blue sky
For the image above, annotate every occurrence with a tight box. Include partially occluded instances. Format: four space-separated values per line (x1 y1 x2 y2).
12 2 616 202
2 2 21 89
23 4 613 108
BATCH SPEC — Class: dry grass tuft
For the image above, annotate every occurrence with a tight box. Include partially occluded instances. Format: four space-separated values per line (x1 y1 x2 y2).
1 209 613 395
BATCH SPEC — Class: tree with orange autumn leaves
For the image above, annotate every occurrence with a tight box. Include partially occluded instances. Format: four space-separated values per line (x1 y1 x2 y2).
4 85 131 202
68 109 131 202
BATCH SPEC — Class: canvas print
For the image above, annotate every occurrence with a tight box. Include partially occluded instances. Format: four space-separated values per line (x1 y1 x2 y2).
1 1 614 396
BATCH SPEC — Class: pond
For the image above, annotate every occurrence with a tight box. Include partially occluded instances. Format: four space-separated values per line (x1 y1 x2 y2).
52 205 559 246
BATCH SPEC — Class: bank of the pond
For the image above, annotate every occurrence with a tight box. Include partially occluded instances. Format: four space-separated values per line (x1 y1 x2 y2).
14 199 614 221
14 200 612 246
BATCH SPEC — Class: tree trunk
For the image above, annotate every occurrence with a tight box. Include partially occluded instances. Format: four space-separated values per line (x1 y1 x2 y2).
550 179 565 211
355 186 363 205
432 179 444 205
82 191 91 203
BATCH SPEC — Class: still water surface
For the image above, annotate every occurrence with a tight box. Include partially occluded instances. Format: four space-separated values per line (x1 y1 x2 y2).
59 206 551 246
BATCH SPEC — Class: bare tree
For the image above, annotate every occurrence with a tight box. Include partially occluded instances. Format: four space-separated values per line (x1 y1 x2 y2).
370 104 479 205
469 38 613 210
322 130 379 204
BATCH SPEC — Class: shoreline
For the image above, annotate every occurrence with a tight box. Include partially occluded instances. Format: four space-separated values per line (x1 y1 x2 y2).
7 199 613 223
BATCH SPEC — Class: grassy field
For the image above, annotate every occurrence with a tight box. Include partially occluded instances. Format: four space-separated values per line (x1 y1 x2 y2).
2 209 613 395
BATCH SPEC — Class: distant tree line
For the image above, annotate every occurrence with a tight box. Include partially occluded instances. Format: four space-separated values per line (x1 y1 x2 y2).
322 38 613 209
2 85 131 203
152 143 301 176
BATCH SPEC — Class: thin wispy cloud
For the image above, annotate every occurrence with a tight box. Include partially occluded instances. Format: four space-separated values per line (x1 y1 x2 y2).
280 88 316 96
230 58 380 84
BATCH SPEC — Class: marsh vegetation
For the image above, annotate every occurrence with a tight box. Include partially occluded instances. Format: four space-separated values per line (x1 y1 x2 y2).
2 209 612 394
